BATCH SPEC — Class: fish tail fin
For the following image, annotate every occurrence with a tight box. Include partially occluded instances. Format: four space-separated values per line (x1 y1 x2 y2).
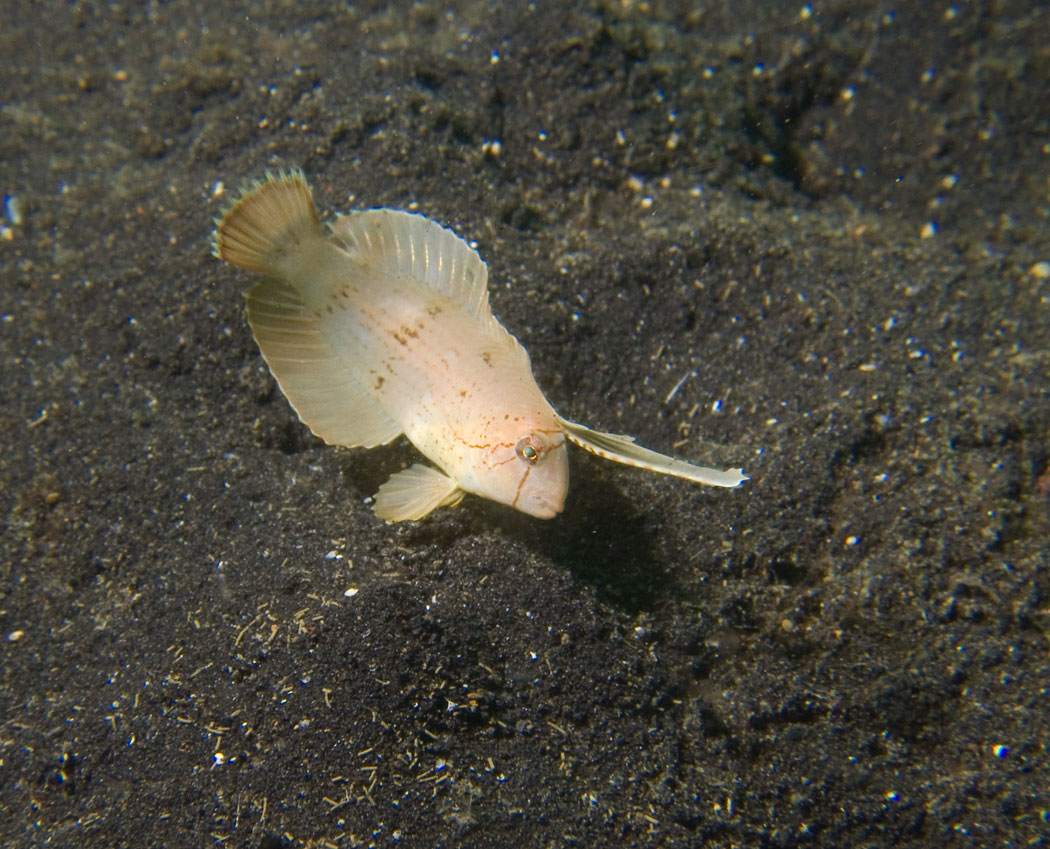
212 170 321 273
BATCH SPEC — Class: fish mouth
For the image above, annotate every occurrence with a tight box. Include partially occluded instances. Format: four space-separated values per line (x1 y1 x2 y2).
519 492 565 519
506 440 569 518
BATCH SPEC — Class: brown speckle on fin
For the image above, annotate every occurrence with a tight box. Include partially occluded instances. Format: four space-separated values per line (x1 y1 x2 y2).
330 209 490 318
329 209 531 371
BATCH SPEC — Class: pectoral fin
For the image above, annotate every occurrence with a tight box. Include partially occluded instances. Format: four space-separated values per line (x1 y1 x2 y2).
557 416 748 488
373 464 464 522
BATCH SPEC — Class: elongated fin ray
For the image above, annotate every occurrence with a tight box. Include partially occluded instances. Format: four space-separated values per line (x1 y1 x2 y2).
557 416 748 488
247 278 402 448
373 464 464 522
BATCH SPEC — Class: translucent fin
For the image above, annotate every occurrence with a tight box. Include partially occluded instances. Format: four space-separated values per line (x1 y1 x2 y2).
247 278 402 448
330 209 491 319
557 416 749 488
373 464 464 522
213 170 319 273
330 208 530 370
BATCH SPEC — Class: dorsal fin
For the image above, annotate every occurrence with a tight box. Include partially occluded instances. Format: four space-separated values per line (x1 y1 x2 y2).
330 209 491 318
331 208 531 371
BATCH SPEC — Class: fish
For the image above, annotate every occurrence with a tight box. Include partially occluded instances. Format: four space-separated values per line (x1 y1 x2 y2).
212 170 748 522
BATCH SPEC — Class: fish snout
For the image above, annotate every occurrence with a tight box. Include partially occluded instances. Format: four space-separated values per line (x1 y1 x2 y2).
519 489 565 519
511 441 569 518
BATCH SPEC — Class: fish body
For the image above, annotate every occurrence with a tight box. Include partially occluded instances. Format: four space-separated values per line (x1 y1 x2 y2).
213 171 746 522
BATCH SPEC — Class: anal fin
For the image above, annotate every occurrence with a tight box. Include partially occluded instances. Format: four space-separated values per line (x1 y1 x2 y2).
373 464 464 522
247 278 402 448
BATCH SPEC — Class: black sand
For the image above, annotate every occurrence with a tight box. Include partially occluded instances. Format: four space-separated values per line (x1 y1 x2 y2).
2 2 1048 847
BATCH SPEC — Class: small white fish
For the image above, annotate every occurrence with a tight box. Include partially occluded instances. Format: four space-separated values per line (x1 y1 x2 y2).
212 171 747 522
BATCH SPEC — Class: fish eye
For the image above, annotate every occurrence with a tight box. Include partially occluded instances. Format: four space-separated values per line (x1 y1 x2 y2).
515 437 539 464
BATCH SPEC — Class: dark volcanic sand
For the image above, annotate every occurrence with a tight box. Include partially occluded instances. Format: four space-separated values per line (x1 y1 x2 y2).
2 2 1048 847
